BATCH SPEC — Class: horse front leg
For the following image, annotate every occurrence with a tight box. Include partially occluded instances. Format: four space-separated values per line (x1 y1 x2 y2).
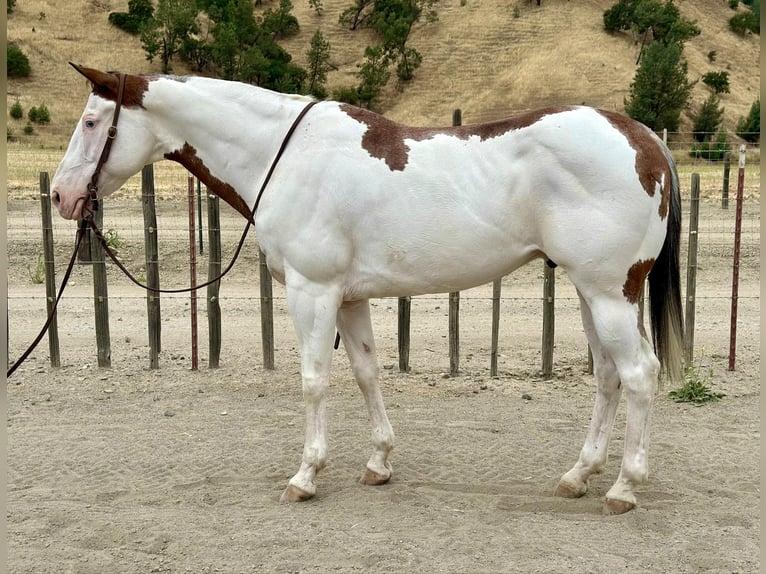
280 282 342 503
336 299 395 486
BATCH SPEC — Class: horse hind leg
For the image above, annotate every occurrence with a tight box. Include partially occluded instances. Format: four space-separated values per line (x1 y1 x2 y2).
336 299 395 486
565 292 659 514
555 292 622 499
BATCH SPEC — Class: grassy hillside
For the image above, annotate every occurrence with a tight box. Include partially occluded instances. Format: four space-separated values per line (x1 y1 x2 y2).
6 0 761 149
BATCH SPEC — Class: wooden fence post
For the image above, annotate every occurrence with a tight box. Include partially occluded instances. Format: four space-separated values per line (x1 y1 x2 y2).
541 263 555 378
259 249 275 370
728 145 746 371
448 108 462 376
90 205 111 367
490 278 501 377
142 164 161 369
206 191 222 368
684 173 700 366
39 172 60 367
398 296 411 372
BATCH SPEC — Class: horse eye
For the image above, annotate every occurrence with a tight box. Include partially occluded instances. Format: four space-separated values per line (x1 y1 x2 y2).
85 120 95 129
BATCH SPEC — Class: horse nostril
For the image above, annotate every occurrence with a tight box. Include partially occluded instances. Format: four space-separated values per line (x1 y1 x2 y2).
51 190 61 207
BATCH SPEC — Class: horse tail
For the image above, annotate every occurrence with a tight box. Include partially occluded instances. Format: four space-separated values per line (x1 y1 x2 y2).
648 149 685 384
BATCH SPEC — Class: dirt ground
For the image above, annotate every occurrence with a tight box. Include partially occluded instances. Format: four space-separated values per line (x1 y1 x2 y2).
6 197 760 574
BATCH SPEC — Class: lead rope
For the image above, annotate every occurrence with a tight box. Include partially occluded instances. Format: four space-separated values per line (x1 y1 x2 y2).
7 98 318 377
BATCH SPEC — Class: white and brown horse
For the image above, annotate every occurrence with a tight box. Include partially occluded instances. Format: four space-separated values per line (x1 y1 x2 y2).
51 64 683 514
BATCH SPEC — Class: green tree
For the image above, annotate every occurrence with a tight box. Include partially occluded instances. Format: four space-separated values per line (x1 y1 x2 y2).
9 100 23 120
624 41 694 131
7 0 16 13
339 0 375 30
306 30 332 99
702 71 730 94
729 9 759 34
262 0 300 39
7 43 31 78
108 0 154 35
692 93 724 142
141 0 200 73
603 0 700 47
356 45 391 108
736 99 760 142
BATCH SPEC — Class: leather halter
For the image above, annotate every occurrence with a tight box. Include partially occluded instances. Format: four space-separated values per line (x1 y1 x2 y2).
86 72 127 215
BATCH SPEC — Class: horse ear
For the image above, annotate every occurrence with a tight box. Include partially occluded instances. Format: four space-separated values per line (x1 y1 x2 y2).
69 62 120 96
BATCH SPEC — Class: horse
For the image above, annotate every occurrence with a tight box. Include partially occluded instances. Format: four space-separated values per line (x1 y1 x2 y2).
51 64 684 515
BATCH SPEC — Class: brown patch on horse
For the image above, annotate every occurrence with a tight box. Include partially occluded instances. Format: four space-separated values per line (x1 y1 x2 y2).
623 258 655 304
165 143 253 223
597 110 671 219
340 104 572 172
70 63 153 108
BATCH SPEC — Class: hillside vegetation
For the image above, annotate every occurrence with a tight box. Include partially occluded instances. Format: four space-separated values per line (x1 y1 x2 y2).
6 0 761 149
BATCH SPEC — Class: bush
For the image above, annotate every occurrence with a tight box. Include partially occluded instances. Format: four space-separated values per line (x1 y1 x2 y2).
702 71 730 94
692 93 724 142
332 85 362 105
729 10 759 35
690 131 730 161
7 0 16 13
7 43 31 78
108 0 154 35
23 123 34 135
9 100 23 120
7 127 16 142
28 104 51 124
736 99 760 142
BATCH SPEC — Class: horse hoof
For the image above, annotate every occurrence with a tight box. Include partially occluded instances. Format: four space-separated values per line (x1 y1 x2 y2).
280 485 314 503
603 497 636 515
360 467 391 486
554 479 587 499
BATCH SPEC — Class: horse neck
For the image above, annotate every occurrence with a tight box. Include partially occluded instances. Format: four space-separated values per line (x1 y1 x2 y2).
148 77 310 205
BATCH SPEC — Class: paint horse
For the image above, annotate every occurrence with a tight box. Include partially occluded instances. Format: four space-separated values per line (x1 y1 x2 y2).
52 64 684 514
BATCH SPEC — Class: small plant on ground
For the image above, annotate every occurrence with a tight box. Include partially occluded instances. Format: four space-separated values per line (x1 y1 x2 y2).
668 351 725 404
702 71 730 94
103 228 125 252
28 103 51 124
28 253 45 284
10 100 23 120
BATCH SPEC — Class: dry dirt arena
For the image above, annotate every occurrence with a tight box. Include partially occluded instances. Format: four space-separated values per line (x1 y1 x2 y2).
6 197 760 574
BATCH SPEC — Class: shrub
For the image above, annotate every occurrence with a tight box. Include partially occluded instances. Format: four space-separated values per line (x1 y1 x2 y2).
7 43 31 78
7 127 16 142
736 99 760 142
692 93 724 142
23 123 34 135
28 103 51 124
7 0 16 13
702 71 730 94
332 85 362 105
690 131 730 161
9 100 23 120
729 10 759 35
108 0 154 35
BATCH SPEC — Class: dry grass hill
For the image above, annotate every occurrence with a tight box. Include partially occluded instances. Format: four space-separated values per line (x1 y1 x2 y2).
6 0 761 149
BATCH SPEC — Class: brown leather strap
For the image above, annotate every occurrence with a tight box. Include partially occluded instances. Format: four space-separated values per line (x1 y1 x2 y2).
7 221 88 377
87 72 127 212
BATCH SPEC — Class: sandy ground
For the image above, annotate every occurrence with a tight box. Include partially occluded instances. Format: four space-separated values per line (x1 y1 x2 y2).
6 197 760 574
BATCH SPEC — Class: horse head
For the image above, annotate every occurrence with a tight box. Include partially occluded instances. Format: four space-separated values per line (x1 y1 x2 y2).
51 63 156 220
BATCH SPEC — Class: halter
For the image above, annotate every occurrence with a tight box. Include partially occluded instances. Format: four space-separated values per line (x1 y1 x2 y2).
86 72 127 216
